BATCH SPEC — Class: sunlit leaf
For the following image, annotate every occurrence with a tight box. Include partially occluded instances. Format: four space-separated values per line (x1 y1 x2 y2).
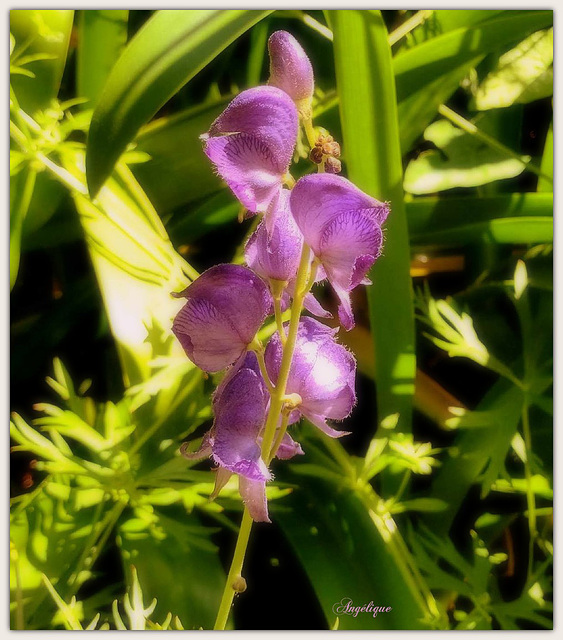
472 28 553 110
404 120 528 194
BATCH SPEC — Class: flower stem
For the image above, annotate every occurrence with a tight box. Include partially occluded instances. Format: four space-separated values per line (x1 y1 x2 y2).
303 117 317 149
260 244 311 460
267 412 291 465
213 508 254 630
273 296 287 345
253 345 275 394
213 244 312 631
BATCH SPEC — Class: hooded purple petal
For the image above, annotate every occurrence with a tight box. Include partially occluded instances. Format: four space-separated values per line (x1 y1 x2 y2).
212 359 270 482
245 189 303 283
274 431 305 459
268 30 314 105
239 476 270 523
290 174 389 330
172 264 271 372
202 86 298 213
265 317 356 437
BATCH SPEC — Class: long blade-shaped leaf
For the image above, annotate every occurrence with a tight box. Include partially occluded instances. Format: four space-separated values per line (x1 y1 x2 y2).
331 10 415 432
86 9 271 197
76 9 129 109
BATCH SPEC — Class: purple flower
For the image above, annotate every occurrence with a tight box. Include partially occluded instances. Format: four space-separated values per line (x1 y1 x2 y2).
265 317 356 437
245 188 303 283
181 353 303 523
172 264 271 373
268 30 314 108
290 174 390 330
202 86 298 216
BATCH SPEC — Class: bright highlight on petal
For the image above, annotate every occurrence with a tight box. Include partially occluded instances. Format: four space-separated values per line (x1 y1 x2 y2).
265 317 356 437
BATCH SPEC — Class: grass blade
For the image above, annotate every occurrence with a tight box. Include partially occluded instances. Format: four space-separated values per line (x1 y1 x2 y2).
331 10 416 432
76 10 129 109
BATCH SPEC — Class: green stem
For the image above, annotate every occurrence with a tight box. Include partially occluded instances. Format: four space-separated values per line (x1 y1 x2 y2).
390 469 411 506
274 297 286 344
260 244 311 460
388 10 434 46
438 104 553 183
267 412 290 465
522 394 537 581
252 343 274 394
303 117 318 149
213 244 313 631
361 484 440 622
213 508 254 630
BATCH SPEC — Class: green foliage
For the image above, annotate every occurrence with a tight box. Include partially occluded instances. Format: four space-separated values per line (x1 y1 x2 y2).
471 28 553 110
10 8 552 631
404 119 528 194
86 10 272 196
331 10 416 444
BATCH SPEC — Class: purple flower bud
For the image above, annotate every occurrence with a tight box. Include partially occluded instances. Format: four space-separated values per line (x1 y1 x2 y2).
290 174 390 330
268 30 314 107
245 189 303 283
265 317 356 437
202 86 298 215
172 264 271 372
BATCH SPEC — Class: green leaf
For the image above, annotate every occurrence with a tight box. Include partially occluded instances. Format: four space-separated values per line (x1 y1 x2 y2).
86 9 271 196
472 28 553 110
422 380 523 536
60 147 191 387
404 120 528 194
132 98 230 212
537 122 553 192
394 11 553 152
406 192 553 245
274 478 435 630
118 510 226 630
76 10 129 109
10 165 36 290
10 10 74 114
391 498 448 514
331 10 416 437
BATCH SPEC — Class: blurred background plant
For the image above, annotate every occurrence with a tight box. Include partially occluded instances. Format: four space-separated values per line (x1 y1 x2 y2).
10 8 552 630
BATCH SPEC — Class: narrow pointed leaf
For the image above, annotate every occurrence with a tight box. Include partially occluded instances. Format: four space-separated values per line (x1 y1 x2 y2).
331 10 416 433
86 9 271 196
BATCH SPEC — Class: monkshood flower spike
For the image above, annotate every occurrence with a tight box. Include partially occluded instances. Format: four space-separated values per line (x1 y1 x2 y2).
201 86 298 220
265 317 356 438
171 264 271 372
173 27 392 631
290 173 390 330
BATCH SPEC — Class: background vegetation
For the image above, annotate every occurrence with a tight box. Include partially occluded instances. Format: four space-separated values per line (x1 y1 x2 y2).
10 9 552 630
